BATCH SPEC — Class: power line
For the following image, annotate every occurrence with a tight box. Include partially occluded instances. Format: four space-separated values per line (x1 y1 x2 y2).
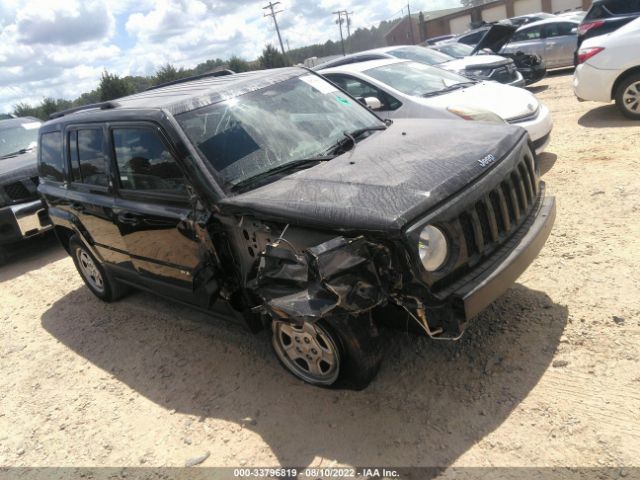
262 1 287 59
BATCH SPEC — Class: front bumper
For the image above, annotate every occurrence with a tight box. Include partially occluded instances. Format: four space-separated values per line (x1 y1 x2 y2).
454 193 556 321
509 104 553 154
0 199 52 246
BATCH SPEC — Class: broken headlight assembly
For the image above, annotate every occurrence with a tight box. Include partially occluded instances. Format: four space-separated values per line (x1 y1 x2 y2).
418 225 448 272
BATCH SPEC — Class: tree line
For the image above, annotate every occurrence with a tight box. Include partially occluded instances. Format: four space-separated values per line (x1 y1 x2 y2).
12 19 395 120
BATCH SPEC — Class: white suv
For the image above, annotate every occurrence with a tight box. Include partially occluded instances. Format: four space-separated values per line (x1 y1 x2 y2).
573 17 640 119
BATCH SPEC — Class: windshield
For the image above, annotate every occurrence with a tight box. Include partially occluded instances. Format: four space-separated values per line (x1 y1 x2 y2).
176 75 384 190
435 43 474 58
387 46 454 65
365 61 473 97
0 121 41 157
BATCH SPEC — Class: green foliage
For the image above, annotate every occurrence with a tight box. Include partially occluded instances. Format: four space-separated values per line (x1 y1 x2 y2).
12 98 73 121
152 63 189 86
228 56 251 73
259 44 289 69
99 70 133 101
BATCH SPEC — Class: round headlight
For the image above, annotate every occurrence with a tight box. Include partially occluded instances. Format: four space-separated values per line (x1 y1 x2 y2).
418 225 448 272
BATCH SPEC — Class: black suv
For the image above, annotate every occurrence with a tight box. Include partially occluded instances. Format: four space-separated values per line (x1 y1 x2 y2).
1 116 52 264
578 0 640 47
38 68 556 388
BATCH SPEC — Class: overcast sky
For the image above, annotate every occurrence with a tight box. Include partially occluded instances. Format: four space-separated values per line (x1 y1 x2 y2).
0 0 462 113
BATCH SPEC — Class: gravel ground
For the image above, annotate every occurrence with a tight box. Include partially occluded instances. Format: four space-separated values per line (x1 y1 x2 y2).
1 71 639 469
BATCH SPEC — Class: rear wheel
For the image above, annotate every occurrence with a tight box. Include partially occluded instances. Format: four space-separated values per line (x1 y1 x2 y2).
271 314 384 389
615 74 640 120
69 235 128 302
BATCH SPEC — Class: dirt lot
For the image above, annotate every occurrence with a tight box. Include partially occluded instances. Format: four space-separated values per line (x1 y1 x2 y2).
1 72 639 469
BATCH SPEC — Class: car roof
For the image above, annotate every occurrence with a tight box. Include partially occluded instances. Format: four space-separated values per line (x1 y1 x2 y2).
318 58 409 74
518 17 580 29
46 68 305 123
0 116 41 129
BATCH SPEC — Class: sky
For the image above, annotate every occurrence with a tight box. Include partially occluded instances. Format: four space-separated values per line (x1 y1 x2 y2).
0 0 463 113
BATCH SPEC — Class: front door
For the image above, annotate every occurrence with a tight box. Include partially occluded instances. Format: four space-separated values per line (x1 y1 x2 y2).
109 123 217 306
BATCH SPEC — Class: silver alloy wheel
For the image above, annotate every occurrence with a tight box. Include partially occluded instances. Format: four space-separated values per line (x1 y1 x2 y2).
76 248 105 293
622 81 640 114
272 320 340 385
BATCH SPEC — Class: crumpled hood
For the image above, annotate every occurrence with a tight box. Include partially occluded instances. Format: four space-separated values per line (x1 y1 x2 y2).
471 24 517 54
219 119 527 232
0 150 38 182
417 81 539 121
441 54 511 71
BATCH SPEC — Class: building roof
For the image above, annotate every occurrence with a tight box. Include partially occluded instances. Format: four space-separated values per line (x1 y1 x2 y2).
385 6 469 37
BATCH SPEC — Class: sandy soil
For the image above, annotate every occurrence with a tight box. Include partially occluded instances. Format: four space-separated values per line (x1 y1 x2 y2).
1 72 639 469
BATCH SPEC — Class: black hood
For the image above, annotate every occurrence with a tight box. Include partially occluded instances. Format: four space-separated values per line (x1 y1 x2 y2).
219 119 526 233
0 149 38 183
471 24 517 54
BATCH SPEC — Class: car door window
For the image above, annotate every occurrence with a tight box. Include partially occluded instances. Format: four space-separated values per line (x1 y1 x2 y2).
511 26 542 42
39 131 64 182
326 75 401 110
459 30 485 45
69 128 109 187
112 127 188 196
542 22 576 38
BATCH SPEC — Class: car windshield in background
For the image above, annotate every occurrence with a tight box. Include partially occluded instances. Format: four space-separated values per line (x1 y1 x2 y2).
388 46 454 65
365 61 472 97
0 121 40 158
434 43 474 58
176 75 383 190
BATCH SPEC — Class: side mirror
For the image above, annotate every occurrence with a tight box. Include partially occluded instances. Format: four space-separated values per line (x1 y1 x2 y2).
362 96 383 110
571 27 578 34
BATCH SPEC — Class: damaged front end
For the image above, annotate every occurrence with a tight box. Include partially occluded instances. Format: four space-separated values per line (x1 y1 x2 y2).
251 236 395 325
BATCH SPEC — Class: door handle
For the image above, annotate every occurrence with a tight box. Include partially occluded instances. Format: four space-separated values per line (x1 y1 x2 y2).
117 212 140 226
71 202 85 212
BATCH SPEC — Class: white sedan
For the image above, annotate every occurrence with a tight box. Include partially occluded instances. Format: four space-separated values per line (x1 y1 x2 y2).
573 17 640 119
319 58 553 154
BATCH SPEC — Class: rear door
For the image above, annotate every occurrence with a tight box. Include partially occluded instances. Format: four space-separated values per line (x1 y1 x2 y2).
541 22 578 68
502 25 545 59
65 125 128 265
109 122 216 305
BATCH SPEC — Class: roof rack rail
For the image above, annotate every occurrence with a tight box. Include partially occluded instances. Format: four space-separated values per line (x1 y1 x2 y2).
49 101 120 120
144 69 236 92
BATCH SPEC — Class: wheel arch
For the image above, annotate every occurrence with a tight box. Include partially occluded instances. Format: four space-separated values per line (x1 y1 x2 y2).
611 66 640 100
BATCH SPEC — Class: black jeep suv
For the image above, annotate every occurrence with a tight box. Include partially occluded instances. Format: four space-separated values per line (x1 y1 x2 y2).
1 116 52 264
38 68 555 388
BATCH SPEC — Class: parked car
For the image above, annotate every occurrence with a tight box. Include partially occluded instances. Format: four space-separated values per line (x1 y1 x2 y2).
557 10 587 23
38 68 555 388
574 17 640 119
506 12 558 28
319 59 552 153
313 45 525 87
577 0 640 50
501 18 580 69
431 24 547 85
0 117 51 264
422 34 456 45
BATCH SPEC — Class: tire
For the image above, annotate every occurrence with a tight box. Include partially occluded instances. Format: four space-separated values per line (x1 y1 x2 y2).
271 313 384 390
69 235 128 302
615 74 640 120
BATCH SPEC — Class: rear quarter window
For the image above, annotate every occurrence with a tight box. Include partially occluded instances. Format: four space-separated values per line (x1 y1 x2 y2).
39 131 64 182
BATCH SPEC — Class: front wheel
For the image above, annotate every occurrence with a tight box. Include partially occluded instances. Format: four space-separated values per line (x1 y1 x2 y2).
271 314 384 390
615 74 640 120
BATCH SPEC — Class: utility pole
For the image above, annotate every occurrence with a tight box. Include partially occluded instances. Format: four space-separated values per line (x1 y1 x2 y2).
407 3 415 44
333 10 346 56
342 10 353 38
263 1 287 58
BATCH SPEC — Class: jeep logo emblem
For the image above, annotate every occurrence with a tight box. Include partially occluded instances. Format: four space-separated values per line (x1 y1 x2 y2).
478 154 496 167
